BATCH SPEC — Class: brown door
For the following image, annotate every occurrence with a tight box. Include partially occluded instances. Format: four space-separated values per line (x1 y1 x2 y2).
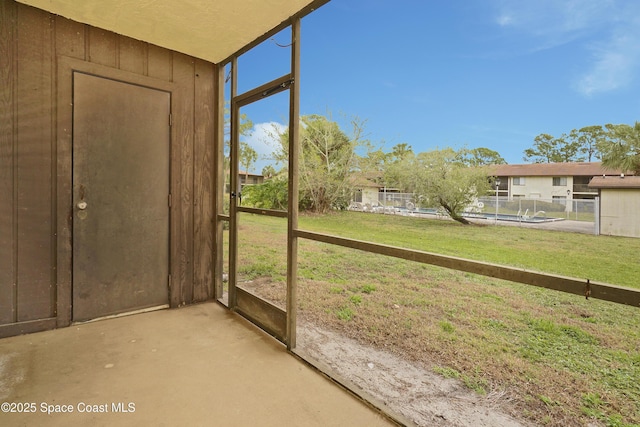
72 72 170 322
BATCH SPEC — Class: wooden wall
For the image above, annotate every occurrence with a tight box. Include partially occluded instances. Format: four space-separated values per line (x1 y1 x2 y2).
0 0 217 337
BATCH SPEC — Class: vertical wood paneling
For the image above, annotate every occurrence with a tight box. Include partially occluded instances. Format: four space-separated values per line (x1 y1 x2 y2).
119 36 145 75
193 59 214 301
172 53 195 305
15 5 54 321
54 16 85 328
0 0 16 324
54 16 85 60
1 1 218 332
87 27 117 68
147 44 172 81
55 56 74 328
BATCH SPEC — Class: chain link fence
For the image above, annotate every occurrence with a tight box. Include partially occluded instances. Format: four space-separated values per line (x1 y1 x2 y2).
347 192 597 233
476 196 596 222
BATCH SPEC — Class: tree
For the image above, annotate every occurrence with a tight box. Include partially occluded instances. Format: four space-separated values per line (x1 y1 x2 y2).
223 103 253 195
242 174 288 210
569 125 604 162
599 122 640 174
261 165 276 179
392 148 491 225
461 147 506 166
353 142 410 186
354 144 386 181
389 143 414 163
523 133 584 163
274 114 366 213
239 141 258 182
223 103 254 144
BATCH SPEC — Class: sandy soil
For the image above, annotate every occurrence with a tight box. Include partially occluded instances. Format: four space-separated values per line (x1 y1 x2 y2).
297 322 531 427
234 281 535 426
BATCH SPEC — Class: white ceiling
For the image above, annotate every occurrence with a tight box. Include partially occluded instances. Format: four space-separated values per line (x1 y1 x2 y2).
18 0 326 63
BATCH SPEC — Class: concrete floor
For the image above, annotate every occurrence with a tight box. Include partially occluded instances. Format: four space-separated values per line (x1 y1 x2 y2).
0 302 396 426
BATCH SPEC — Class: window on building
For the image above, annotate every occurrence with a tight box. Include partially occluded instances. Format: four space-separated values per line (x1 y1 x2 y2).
552 177 567 186
513 177 525 185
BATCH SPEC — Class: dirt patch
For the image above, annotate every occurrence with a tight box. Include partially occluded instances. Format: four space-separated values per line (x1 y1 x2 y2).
235 281 528 426
297 322 529 427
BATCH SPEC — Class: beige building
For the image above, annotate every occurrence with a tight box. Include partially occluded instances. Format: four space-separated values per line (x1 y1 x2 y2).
491 162 617 202
351 178 384 206
239 171 265 187
589 176 640 238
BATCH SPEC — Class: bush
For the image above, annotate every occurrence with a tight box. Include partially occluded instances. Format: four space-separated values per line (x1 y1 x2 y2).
242 177 288 210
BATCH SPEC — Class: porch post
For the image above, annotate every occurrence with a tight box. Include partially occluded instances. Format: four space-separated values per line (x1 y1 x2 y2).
214 63 225 300
228 58 239 309
286 17 301 350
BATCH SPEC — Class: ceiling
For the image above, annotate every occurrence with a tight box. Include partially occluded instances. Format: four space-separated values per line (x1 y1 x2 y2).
17 0 328 63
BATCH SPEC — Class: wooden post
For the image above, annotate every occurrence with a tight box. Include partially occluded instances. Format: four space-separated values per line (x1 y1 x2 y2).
286 18 301 350
213 62 225 300
228 58 239 309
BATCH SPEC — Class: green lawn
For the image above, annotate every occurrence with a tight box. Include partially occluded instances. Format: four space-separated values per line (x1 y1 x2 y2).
298 211 640 288
234 212 640 427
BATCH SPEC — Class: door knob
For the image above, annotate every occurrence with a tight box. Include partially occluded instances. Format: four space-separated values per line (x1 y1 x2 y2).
77 201 88 210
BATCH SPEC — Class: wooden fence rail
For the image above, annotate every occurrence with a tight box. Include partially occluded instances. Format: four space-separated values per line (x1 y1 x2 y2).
295 230 640 308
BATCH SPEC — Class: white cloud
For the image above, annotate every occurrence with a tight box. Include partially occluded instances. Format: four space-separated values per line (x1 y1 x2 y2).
242 121 287 173
574 32 640 96
491 0 640 95
492 0 612 46
496 14 513 27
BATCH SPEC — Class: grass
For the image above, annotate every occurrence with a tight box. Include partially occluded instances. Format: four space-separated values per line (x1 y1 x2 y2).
233 211 640 427
298 211 640 288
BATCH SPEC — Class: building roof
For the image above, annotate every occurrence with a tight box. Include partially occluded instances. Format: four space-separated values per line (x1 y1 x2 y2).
17 0 328 63
588 176 640 189
349 176 383 189
239 170 263 178
491 162 626 177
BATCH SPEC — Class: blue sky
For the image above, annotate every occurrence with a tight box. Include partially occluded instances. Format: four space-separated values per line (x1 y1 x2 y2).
236 0 640 172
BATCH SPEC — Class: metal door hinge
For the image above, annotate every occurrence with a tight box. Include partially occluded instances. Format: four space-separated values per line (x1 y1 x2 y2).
168 194 172 207
169 114 172 126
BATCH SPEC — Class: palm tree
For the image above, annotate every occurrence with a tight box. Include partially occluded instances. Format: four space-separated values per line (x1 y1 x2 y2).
600 122 640 174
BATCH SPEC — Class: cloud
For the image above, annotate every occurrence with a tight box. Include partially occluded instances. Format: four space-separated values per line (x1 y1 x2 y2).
491 0 640 95
574 32 640 96
492 0 612 47
496 14 513 27
242 121 287 172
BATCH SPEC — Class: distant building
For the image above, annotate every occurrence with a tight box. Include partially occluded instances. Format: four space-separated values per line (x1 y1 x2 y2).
350 176 383 206
223 171 264 194
239 170 264 187
348 174 407 211
490 162 627 202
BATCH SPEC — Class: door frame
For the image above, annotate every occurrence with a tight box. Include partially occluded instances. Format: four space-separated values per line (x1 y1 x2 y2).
221 20 301 349
71 71 171 322
227 74 293 341
56 56 177 328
